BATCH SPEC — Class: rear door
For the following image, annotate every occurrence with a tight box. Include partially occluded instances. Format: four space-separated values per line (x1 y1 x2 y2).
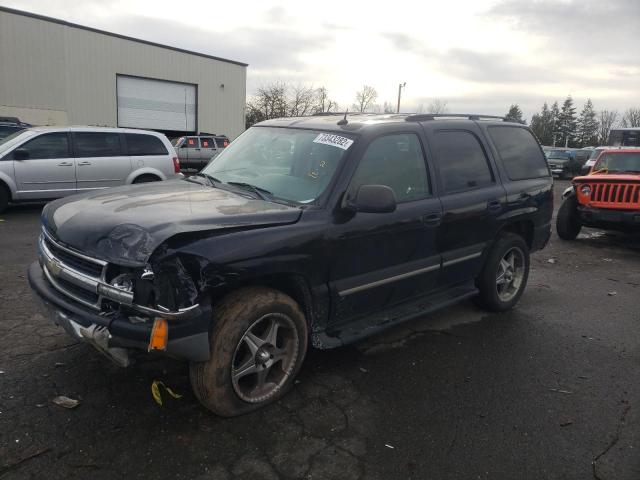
426 125 506 285
124 133 170 175
12 131 76 200
182 136 200 169
73 131 132 192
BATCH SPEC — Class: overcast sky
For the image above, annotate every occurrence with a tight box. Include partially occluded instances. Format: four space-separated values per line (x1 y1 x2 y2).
3 0 639 120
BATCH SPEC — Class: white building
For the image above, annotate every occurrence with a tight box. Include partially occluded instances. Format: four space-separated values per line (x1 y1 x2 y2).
0 6 247 139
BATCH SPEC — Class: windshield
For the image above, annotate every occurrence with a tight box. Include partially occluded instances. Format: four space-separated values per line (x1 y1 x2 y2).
0 128 28 146
594 152 640 173
548 150 571 160
202 126 354 204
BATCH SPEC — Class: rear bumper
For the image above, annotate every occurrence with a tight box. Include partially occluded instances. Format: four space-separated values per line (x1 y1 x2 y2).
28 262 211 364
577 206 640 231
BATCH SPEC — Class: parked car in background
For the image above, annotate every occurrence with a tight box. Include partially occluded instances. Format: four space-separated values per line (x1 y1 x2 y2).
546 148 590 179
28 113 552 416
607 127 640 147
0 117 31 140
557 148 640 239
173 134 229 170
0 126 181 213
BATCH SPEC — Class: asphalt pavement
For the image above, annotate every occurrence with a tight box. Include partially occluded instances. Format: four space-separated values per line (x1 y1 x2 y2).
1 180 639 480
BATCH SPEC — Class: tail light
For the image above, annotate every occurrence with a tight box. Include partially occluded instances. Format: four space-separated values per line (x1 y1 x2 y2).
172 156 180 173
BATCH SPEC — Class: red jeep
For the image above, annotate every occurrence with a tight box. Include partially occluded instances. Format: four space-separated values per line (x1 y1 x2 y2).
556 148 640 240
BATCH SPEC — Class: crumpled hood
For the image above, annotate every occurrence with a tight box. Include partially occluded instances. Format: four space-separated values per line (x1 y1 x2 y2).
42 179 302 266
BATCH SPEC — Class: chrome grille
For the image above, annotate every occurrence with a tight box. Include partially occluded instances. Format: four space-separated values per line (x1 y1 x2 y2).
39 229 107 310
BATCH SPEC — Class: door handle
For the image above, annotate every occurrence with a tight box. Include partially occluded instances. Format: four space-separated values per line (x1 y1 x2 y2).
58 161 73 166
422 212 442 226
487 199 502 212
77 161 92 166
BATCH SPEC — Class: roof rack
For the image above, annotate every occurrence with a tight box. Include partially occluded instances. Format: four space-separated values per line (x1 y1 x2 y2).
311 112 377 117
405 114 506 122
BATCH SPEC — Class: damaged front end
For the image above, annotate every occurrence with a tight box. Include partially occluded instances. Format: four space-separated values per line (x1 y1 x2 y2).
29 226 215 367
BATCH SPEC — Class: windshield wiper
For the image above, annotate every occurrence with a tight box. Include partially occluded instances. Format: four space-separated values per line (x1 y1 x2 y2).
188 172 221 187
226 181 273 201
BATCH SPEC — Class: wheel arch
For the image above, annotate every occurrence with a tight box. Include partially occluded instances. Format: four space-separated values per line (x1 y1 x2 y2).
126 168 165 184
499 219 535 250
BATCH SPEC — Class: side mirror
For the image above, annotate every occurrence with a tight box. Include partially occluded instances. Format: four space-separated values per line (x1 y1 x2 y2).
13 148 29 160
346 185 397 213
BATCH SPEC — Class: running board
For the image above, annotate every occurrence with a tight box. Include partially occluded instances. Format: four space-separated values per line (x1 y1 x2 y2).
314 283 479 349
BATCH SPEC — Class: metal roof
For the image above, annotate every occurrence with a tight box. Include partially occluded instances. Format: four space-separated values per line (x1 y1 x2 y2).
0 6 248 67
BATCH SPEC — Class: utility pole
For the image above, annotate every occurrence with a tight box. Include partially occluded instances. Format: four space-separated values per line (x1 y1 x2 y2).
397 82 406 113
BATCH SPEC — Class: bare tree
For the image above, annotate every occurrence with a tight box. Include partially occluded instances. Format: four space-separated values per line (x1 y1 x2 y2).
597 109 619 145
315 87 338 114
427 98 448 114
245 82 289 128
288 84 317 117
353 85 378 113
621 107 640 128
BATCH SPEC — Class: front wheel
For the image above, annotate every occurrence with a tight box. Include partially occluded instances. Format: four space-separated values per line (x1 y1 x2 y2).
476 233 530 312
556 196 582 240
0 186 8 214
190 287 308 416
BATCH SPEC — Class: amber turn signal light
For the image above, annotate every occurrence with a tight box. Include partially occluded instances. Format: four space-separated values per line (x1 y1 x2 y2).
149 318 168 352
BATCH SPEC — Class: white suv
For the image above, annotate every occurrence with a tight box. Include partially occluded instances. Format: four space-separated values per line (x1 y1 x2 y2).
0 126 181 212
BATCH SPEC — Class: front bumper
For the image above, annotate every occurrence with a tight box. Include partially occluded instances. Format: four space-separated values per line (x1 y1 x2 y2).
577 206 640 231
28 263 211 365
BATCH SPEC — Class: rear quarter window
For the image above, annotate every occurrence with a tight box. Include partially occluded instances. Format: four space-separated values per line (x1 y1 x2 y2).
488 126 549 180
125 134 168 156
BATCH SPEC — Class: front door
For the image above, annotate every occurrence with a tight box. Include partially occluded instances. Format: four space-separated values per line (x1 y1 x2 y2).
12 131 76 200
73 132 132 192
328 131 442 326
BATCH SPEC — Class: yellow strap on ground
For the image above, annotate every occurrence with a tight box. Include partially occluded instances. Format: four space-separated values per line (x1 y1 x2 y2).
151 380 183 406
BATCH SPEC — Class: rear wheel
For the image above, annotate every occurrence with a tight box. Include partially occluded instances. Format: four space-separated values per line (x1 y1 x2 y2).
476 233 530 312
0 185 9 214
189 287 308 417
556 196 582 240
133 174 160 184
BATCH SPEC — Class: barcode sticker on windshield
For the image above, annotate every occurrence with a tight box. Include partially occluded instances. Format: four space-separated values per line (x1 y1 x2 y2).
313 133 354 150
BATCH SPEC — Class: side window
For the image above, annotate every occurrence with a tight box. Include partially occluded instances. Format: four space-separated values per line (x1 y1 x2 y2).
125 134 168 156
200 137 214 149
433 131 493 193
488 126 549 180
15 132 69 159
73 132 122 157
186 137 199 148
216 137 229 148
349 133 430 203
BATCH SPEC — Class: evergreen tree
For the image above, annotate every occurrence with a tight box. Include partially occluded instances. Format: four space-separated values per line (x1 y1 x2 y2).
539 102 554 145
530 113 543 142
576 99 598 147
504 104 525 124
550 101 561 146
558 96 577 147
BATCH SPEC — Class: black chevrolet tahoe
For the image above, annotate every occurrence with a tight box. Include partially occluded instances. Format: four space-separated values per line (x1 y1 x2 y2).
28 113 553 416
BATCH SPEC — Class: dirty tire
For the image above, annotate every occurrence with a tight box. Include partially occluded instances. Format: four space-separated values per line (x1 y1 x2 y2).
133 174 160 184
556 196 582 240
189 287 308 417
0 185 8 214
476 232 530 312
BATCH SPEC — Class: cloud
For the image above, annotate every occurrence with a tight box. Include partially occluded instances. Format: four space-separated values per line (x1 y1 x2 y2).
487 0 640 64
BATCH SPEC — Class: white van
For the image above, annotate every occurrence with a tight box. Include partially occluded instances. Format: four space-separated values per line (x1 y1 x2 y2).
0 126 182 212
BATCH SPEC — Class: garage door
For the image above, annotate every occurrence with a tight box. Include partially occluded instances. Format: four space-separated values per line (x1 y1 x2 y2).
117 75 196 132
